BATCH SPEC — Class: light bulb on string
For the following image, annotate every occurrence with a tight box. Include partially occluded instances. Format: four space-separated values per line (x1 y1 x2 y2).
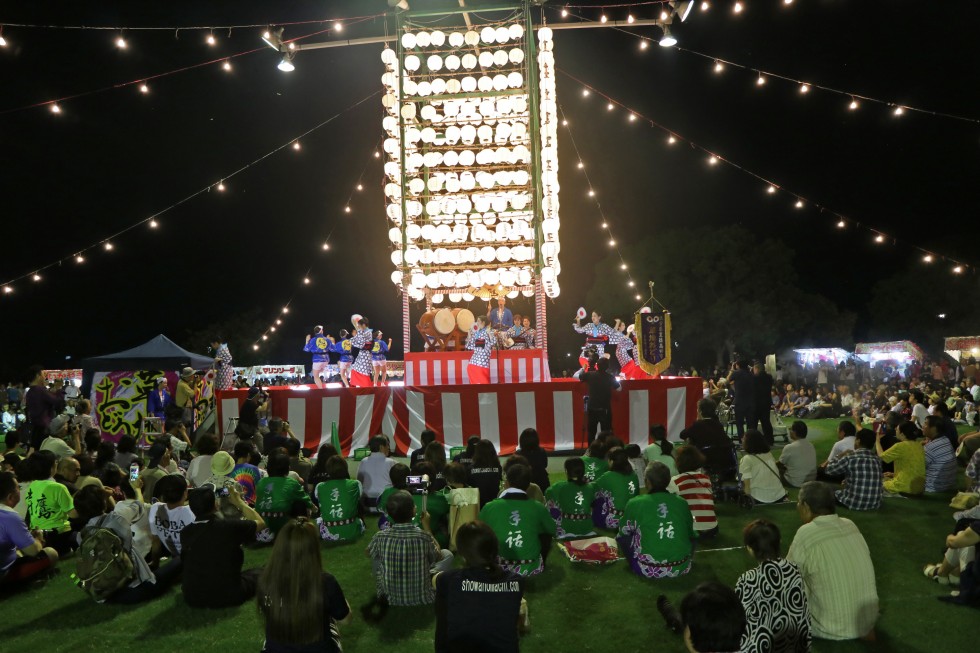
275 319 282 325
115 34 127 49
667 135 676 144
848 97 859 110
784 0 794 4
303 277 311 285
283 307 290 314
701 1 710 10
582 89 590 97
954 265 963 274
262 335 268 341
344 206 351 214
561 8 569 17
50 103 61 114
708 155 718 165
799 84 809 94
629 113 637 122
600 14 608 23
874 234 884 243
795 200 804 209
3 286 12 294
292 141 301 150
561 119 568 126
756 75 766 86
893 106 904 116
139 83 149 94
577 161 584 169
607 103 614 111
217 181 226 192
601 222 608 229
270 326 276 332
640 40 648 51
635 294 642 300
322 242 330 250
733 2 743 13
627 14 635 24
33 273 41 281
923 254 933 263
149 219 158 228
253 344 259 350
621 263 627 270
206 32 216 46
714 61 724 73
104 242 114 251
837 220 846 228
374 151 380 158
766 185 776 194
609 239 616 247
356 184 363 191
628 281 635 287
0 29 7 48
588 189 595 197
222 60 232 71
334 22 343 32
75 254 85 264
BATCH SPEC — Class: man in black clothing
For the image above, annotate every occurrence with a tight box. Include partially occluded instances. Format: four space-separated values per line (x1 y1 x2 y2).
726 360 756 439
236 386 265 439
752 362 775 445
580 358 621 444
410 430 436 469
681 399 736 478
179 484 266 608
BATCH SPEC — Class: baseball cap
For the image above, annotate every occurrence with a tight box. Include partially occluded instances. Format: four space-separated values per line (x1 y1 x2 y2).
147 441 169 468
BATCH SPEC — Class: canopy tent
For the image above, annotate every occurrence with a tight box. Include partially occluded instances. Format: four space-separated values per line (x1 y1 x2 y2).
943 336 980 362
82 334 213 372
854 340 923 370
793 348 851 366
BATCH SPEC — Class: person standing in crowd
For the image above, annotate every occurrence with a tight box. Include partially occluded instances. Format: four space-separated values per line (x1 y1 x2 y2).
777 421 817 487
479 463 555 577
752 362 775 445
175 367 197 428
487 296 514 330
349 317 375 388
210 337 234 392
24 365 65 452
357 435 395 512
146 378 171 423
727 360 756 439
303 326 332 390
824 429 883 510
371 330 392 387
580 358 621 444
434 521 527 653
465 315 494 385
787 481 878 641
545 457 596 540
735 519 811 653
680 399 736 480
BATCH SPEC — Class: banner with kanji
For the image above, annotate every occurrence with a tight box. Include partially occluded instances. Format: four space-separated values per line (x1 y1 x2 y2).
635 311 672 377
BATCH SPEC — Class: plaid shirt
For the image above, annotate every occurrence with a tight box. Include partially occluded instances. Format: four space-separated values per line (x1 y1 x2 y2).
825 449 882 510
367 523 440 606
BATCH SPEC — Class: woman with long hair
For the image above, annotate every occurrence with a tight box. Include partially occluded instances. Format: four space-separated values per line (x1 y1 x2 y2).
545 457 596 539
468 439 502 508
422 441 448 492
435 521 526 653
643 424 677 475
307 444 340 491
257 518 352 653
593 447 640 529
517 428 550 493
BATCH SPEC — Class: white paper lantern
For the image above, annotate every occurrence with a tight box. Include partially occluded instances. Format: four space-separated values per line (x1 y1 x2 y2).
461 76 477 93
445 54 461 71
431 78 447 95
421 224 437 239
446 78 462 94
439 271 455 287
430 30 446 46
478 51 494 68
402 79 418 96
427 55 443 71
388 227 402 243
409 287 425 301
509 24 525 40
493 50 509 67
402 32 417 49
448 292 462 303
481 27 497 44
420 249 435 264
493 74 509 91
416 31 431 48
419 105 437 122
431 293 444 304
499 269 517 286
538 27 553 42
477 76 493 92
483 269 500 286
405 54 421 71
458 150 475 166
461 53 477 70
517 269 532 285
507 72 523 88
445 175 461 192
464 30 480 46
443 150 460 166
382 48 397 65
401 104 417 120
462 293 475 301
386 204 402 222
405 247 421 265
449 32 465 47
477 125 494 143
521 288 534 298
496 246 513 263
417 81 432 96
390 270 404 285
426 273 441 289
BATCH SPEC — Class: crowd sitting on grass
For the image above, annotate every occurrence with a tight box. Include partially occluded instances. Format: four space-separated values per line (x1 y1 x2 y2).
1 368 980 653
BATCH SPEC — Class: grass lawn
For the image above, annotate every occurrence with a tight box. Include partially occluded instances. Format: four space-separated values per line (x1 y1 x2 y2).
1 419 974 653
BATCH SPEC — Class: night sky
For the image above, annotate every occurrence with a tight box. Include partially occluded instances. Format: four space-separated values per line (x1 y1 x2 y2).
1 0 978 381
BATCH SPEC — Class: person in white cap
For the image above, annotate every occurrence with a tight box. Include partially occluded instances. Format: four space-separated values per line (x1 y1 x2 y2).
349 316 375 388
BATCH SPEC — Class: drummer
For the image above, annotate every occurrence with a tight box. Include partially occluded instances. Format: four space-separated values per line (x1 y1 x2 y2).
465 315 494 384
487 296 514 330
573 310 615 369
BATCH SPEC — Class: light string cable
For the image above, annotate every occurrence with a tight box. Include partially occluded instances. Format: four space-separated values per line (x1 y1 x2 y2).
559 68 976 274
251 136 384 350
0 90 380 294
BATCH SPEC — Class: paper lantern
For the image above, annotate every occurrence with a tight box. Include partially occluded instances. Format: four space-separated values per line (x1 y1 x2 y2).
427 55 443 71
382 48 397 65
478 51 494 68
449 32 465 47
430 30 446 46
493 50 509 67
402 33 417 49
416 31 432 48
431 293 444 304
462 53 477 70
401 104 416 120
446 78 462 94
538 27 553 42
464 30 479 46
417 81 432 96
431 78 447 95
449 292 462 303
481 27 497 44
445 54 461 71
462 293 475 301
405 55 421 71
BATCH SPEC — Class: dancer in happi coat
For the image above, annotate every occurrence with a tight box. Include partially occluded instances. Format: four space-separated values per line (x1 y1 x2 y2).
573 311 615 369
332 329 353 388
611 319 649 380
371 331 392 386
349 316 375 388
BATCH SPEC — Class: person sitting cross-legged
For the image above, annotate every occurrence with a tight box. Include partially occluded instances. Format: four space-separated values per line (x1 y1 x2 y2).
618 461 695 579
922 415 958 493
777 421 817 487
824 429 883 511
314 456 365 543
255 451 315 541
657 582 747 653
0 471 59 585
593 447 640 530
545 457 597 540
479 463 556 577
365 490 454 615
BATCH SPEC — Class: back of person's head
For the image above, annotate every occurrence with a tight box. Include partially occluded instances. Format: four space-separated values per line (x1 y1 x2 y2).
258 517 323 645
923 414 943 433
233 441 255 461
74 484 108 521
83 429 101 453
386 490 415 524
284 439 301 457
742 430 770 454
606 447 632 474
698 398 718 419
898 422 921 441
116 434 137 454
472 439 500 468
564 457 586 485
456 520 504 579
649 424 668 443
503 454 529 472
424 441 447 470
368 435 388 453
390 462 410 489
164 419 182 434
932 401 949 416
188 487 218 520
798 481 836 516
325 455 349 480
413 461 435 484
464 435 481 456
674 445 706 474
160 474 188 504
96 441 116 467
855 429 876 450
790 421 808 439
1 452 21 472
4 431 18 450
267 452 291 478
624 444 643 460
518 428 540 452
25 364 44 386
76 453 96 477
196 434 219 456
680 582 746 653
743 519 781 561
838 421 856 437
605 434 625 451
101 463 123 487
267 417 284 435
420 429 436 448
644 461 671 493
28 450 56 480
597 357 610 373
504 463 531 491
586 439 607 459
0 471 17 502
443 462 468 486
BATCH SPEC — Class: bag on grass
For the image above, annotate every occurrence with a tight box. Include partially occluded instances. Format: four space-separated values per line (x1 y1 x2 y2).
447 487 480 551
558 536 622 564
72 515 135 602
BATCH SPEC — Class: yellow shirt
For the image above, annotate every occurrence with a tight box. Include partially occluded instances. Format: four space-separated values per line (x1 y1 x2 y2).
175 380 194 408
880 439 925 495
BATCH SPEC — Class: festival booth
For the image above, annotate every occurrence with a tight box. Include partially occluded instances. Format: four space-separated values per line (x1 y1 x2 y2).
232 365 307 384
943 336 980 362
81 335 214 442
42 369 83 387
792 348 851 366
216 377 700 457
854 341 923 377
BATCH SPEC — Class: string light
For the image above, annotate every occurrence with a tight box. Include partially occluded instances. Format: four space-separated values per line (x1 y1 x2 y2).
639 40 648 50
292 141 301 150
3 286 12 294
334 22 343 32
629 113 637 122
303 277 311 285
32 273 41 282
344 206 351 213
708 155 718 165
874 234 884 243
322 242 330 250
836 220 846 228
799 83 809 94
795 200 804 209
577 161 584 169
222 60 232 71
588 189 596 197
283 307 290 314
356 184 363 191
714 61 724 73
50 103 61 114
635 294 642 301
103 242 114 251
766 185 776 194
848 97 859 110
562 8 569 18
115 34 127 49
628 281 635 287
374 151 380 158
582 89 590 97
893 106 904 116
923 254 933 263
562 119 568 126
954 265 963 274
216 180 226 191
609 239 616 247
607 103 614 111
627 14 635 24
600 14 608 23
139 83 149 94
149 219 158 228
621 264 627 270
756 75 766 86
733 2 743 14
701 1 710 10
667 135 676 144
0 30 7 47
262 335 268 341
75 254 85 264
601 221 608 229
253 344 259 350
206 32 216 46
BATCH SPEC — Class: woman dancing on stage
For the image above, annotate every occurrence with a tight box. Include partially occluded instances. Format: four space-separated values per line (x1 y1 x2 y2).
371 330 392 387
349 317 375 388
573 310 615 369
332 329 353 388
465 315 494 384
611 319 649 380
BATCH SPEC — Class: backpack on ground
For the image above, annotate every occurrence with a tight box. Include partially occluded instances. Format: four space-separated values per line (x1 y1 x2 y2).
72 515 135 602
447 487 480 551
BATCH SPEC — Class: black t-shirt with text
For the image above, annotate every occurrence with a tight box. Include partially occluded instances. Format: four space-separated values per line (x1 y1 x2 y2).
435 566 524 653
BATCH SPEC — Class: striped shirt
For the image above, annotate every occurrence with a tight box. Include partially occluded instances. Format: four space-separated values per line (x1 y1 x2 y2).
786 515 878 640
923 437 958 493
367 523 440 606
668 470 717 531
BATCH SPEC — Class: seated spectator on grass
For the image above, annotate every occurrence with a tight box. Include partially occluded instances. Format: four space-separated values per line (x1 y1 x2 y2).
367 490 454 609
424 462 467 549
922 415 958 493
185 434 217 488
72 485 114 535
644 424 677 476
93 441 120 478
825 429 882 511
137 441 172 503
668 446 718 538
256 451 314 540
735 519 811 653
787 481 878 641
593 447 640 530
357 435 395 512
180 485 265 608
257 518 352 653
147 474 193 562
777 421 817 487
504 455 545 503
82 428 101 460
619 461 695 579
479 463 555 577
285 439 312 485
423 441 449 492
315 455 365 543
625 444 647 480
410 429 436 470
113 435 140 472
434 521 527 653
0 471 58 585
377 463 422 530
39 415 81 459
307 444 340 490
545 457 596 540
113 478 151 562
517 428 550 493
818 421 856 481
657 582 746 653
930 401 960 451
967 448 980 493
681 399 735 480
877 422 926 495
54 455 81 495
469 440 503 508
739 430 787 505
229 442 262 505
25 451 78 555
75 453 105 492
261 417 292 456
580 438 609 483
162 420 192 460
